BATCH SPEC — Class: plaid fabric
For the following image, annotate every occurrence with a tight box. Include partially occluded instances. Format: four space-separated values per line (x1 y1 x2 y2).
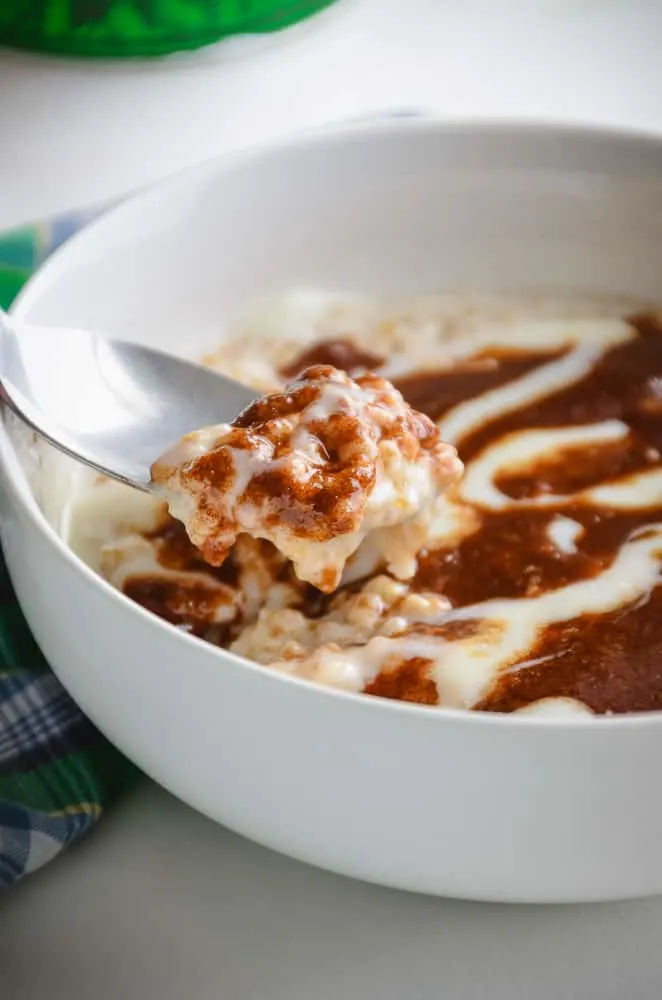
0 210 137 889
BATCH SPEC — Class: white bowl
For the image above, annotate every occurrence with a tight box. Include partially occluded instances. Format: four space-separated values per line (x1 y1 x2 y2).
4 121 662 904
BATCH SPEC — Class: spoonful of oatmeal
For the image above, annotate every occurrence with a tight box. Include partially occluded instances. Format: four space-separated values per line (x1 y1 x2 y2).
151 365 462 592
0 309 461 592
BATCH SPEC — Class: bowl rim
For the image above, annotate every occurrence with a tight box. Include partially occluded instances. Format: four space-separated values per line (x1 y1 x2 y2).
6 115 662 732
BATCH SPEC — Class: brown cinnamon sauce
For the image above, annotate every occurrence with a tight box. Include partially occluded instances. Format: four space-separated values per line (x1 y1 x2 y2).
365 657 439 706
395 352 562 422
474 590 662 714
403 312 662 713
279 338 385 378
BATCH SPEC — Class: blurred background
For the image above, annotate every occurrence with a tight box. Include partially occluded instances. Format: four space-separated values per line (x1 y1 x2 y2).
2 0 662 229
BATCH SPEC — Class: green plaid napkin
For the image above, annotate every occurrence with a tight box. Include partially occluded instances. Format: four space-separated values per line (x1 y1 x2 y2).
0 211 138 888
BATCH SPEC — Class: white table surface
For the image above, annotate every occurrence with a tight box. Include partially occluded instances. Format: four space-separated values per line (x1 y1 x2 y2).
3 782 662 1000
3 1 662 997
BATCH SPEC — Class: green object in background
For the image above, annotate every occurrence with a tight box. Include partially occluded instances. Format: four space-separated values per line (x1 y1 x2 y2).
0 0 337 58
0 225 43 311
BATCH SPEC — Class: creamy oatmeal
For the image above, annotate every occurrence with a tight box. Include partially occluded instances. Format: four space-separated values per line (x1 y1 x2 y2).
151 365 461 592
67 292 662 716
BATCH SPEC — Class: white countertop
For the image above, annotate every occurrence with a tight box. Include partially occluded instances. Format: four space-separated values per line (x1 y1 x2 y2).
3 2 662 996
3 783 662 1000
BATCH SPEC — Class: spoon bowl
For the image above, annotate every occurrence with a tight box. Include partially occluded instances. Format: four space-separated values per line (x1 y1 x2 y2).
0 308 256 491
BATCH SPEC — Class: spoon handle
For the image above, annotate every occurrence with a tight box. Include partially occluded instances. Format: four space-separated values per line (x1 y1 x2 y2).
0 308 154 491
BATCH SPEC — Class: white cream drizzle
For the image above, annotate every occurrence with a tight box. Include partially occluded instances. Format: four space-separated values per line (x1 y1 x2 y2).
438 319 633 446
459 420 630 510
546 516 584 555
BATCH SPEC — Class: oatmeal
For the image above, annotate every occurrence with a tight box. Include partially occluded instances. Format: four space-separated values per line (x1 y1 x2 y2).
151 365 462 592
70 293 662 716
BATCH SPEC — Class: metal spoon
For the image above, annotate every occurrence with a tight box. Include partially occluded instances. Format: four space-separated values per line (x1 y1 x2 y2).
0 308 256 492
